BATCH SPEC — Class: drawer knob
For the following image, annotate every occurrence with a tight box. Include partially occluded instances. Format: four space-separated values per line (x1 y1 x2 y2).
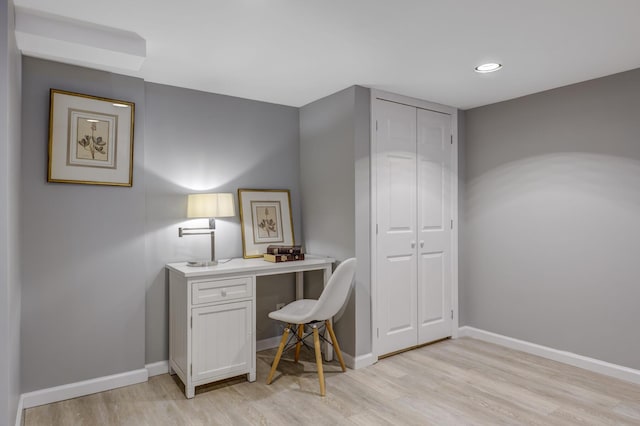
221 289 227 297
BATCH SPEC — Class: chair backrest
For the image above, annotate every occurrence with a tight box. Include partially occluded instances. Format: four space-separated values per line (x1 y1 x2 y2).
308 258 357 321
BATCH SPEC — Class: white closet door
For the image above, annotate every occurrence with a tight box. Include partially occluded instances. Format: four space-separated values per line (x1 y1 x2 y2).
416 108 452 344
375 100 419 355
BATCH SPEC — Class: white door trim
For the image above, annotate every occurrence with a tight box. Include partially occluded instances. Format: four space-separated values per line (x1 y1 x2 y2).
370 89 459 361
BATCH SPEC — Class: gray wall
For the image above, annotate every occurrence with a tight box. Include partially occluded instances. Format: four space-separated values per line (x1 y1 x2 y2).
353 86 372 358
1 0 22 423
463 68 640 370
144 83 301 362
21 57 147 392
300 86 356 260
19 59 303 387
299 85 371 357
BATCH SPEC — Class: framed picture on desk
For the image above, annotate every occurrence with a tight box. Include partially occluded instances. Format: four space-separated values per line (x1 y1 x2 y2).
238 189 295 258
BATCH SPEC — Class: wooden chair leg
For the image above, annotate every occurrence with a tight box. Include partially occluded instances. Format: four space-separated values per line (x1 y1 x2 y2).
294 324 304 362
312 325 326 396
266 325 291 385
325 320 346 372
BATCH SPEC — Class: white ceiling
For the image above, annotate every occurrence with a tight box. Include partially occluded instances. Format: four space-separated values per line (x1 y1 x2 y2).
13 0 640 109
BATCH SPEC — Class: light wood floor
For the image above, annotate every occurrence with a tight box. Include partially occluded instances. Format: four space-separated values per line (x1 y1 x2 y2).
25 338 640 425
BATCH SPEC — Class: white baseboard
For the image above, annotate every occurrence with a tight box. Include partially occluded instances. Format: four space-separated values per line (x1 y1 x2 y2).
256 335 282 352
342 351 376 370
15 394 24 426
459 326 640 386
21 368 149 409
145 360 169 377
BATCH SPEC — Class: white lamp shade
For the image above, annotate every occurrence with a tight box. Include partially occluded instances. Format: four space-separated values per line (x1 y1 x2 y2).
187 193 235 218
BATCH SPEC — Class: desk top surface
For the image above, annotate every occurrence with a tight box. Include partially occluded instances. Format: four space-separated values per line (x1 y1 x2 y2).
166 254 335 278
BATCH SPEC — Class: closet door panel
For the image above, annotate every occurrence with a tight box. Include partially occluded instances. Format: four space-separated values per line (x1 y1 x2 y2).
375 100 418 355
379 254 416 344
418 248 451 343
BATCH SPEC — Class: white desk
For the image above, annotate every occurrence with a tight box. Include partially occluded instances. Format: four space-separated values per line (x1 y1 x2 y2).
167 255 335 398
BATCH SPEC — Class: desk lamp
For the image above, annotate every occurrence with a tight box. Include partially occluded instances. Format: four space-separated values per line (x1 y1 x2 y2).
179 193 235 266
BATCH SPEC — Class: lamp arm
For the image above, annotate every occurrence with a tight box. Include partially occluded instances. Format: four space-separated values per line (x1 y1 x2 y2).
178 227 214 237
178 217 216 237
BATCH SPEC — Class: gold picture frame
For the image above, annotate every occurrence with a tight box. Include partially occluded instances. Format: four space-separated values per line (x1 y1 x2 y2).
238 189 295 258
48 89 135 186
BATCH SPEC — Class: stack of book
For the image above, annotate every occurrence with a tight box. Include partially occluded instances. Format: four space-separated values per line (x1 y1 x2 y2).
263 245 305 263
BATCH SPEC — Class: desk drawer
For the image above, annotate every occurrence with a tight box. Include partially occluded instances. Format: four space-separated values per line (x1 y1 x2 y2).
191 276 253 305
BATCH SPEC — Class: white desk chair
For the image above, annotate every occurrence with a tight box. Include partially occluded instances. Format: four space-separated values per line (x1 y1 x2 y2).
266 258 357 396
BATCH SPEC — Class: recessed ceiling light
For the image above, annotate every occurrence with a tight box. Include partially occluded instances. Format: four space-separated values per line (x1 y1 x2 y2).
475 63 502 73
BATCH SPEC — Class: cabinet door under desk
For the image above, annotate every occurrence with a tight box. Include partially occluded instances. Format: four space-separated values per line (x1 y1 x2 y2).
168 270 256 399
192 300 253 384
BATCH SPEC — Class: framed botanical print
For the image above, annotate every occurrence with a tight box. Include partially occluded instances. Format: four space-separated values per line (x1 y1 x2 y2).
238 189 295 258
48 89 135 186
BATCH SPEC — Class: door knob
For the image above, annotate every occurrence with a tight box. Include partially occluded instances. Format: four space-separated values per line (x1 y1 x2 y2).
410 241 416 248
420 241 424 248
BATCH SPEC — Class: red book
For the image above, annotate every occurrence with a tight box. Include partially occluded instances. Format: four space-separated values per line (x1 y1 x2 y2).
263 253 305 263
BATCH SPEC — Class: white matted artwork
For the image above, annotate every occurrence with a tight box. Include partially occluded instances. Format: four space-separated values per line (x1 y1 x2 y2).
238 189 294 258
48 89 135 186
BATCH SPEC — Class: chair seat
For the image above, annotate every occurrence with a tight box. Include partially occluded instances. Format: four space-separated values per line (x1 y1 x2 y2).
268 299 318 324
